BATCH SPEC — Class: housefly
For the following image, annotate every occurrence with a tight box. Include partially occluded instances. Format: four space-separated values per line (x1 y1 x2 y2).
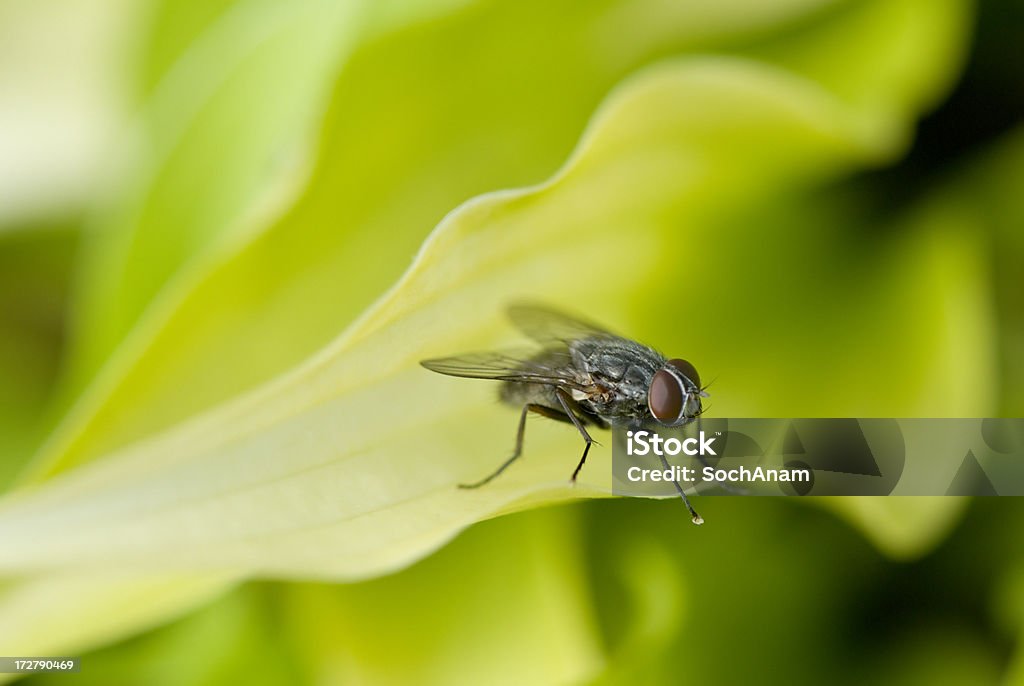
420 304 709 524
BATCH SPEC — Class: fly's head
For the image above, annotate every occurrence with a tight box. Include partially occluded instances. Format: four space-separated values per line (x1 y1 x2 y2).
646 358 707 427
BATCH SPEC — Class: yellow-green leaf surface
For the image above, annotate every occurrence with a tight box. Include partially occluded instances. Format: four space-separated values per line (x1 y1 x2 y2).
908 127 1024 684
15 581 305 686
31 0 960 483
66 0 365 389
5 508 604 686
818 130 1024 559
1000 557 1024 686
0 571 234 674
0 0 980 673
821 498 971 560
56 0 485 421
964 129 1024 417
584 534 685 685
0 229 77 485
285 507 603 686
16 0 976 577
630 139 993 558
0 57 972 578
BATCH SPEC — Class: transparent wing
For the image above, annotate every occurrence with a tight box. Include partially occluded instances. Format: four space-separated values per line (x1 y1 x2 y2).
420 348 586 388
506 303 617 345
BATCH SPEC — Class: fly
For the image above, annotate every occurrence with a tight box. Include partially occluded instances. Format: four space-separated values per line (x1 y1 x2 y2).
420 303 709 524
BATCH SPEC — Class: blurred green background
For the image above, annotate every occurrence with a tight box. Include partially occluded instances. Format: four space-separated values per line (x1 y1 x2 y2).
1 0 1023 683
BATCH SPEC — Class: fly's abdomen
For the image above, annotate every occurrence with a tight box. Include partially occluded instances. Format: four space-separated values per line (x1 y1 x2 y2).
499 380 561 411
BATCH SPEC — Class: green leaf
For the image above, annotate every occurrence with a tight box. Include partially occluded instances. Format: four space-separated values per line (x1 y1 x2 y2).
1000 560 1024 686
0 58 965 578
584 532 686 685
0 571 233 685
821 498 971 560
0 228 77 486
748 0 970 121
284 507 603 686
30 0 947 482
1 0 980 674
65 0 366 393
15 582 304 686
961 129 1024 416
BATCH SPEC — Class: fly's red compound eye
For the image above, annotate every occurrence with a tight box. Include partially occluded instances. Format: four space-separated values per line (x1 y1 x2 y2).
648 368 684 423
668 358 700 389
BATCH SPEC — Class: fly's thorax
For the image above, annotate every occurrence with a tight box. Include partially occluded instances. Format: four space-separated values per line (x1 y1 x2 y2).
577 392 650 423
571 336 663 378
569 336 663 420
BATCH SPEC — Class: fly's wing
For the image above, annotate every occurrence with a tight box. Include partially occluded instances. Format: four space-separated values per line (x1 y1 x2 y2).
420 349 587 389
507 303 619 346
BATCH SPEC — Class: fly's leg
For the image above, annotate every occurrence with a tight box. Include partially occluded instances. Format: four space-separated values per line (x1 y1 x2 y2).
657 451 704 525
553 389 595 482
628 418 704 524
458 403 569 489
